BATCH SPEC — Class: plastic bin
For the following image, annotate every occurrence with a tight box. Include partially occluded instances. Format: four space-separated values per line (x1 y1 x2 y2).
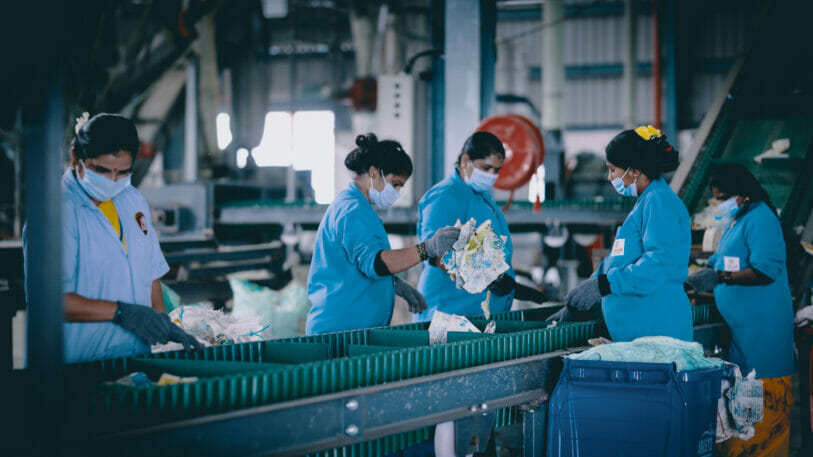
547 358 723 457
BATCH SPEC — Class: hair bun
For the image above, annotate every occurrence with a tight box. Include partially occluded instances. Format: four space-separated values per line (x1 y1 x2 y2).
355 133 378 149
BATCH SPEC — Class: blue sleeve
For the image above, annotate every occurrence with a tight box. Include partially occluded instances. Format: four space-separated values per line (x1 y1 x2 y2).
590 257 606 279
707 252 718 268
418 192 462 242
339 205 390 280
606 196 688 296
743 212 785 281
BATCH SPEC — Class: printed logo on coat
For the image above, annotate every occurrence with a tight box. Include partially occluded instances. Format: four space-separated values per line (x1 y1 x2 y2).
134 212 148 235
611 238 625 256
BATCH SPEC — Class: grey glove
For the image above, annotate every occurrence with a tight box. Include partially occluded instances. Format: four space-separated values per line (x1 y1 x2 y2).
424 226 461 258
114 301 171 345
686 268 718 292
564 278 603 311
394 276 427 314
547 306 574 323
548 305 597 323
165 316 204 352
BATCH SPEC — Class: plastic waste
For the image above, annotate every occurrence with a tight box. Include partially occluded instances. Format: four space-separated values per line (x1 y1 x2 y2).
753 138 790 164
428 310 494 345
230 278 311 338
151 305 268 353
568 336 723 371
716 365 764 442
442 219 510 294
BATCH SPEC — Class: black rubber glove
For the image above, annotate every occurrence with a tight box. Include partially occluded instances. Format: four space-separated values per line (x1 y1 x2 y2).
114 301 171 345
165 316 204 352
425 226 461 258
488 273 516 297
394 276 428 314
514 283 547 304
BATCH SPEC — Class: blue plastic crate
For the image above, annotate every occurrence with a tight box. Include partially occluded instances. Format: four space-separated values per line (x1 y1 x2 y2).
548 359 723 457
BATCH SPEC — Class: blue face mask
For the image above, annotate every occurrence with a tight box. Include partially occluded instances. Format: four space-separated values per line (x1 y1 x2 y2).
77 161 131 202
611 168 638 198
369 170 400 207
717 196 741 218
466 167 498 193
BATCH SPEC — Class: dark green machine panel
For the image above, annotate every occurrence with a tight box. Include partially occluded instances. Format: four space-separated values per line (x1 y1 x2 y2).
683 115 813 226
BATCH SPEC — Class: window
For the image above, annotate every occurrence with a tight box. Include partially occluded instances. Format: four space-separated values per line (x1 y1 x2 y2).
528 164 546 203
216 112 233 150
250 110 336 204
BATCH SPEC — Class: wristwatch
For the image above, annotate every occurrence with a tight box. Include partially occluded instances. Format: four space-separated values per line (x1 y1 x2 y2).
720 270 733 284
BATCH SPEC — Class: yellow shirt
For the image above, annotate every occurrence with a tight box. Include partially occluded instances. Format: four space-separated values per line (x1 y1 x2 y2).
97 200 127 251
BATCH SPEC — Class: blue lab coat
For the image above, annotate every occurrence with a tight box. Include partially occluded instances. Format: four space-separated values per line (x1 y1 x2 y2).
306 182 395 334
414 171 515 321
596 178 693 342
23 169 169 364
709 201 795 378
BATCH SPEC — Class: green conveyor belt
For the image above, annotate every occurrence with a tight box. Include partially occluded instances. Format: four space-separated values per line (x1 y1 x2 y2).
64 305 719 456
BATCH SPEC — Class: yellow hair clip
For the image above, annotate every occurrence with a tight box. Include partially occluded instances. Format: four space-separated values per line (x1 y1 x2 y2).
634 125 662 141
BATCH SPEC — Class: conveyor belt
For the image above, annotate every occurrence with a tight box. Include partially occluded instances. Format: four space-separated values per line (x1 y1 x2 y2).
59 304 722 456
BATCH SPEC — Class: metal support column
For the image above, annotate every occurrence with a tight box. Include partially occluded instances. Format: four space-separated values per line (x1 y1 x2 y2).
542 0 565 135
622 0 637 129
522 400 548 457
444 0 496 176
184 56 199 182
480 0 497 119
21 67 65 454
663 0 678 142
429 0 445 186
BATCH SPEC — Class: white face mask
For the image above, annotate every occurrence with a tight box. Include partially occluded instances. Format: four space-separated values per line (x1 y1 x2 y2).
610 168 638 198
465 166 499 193
76 161 131 202
368 170 400 207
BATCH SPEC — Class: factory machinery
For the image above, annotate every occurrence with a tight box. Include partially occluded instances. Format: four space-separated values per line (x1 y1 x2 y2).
7 304 726 457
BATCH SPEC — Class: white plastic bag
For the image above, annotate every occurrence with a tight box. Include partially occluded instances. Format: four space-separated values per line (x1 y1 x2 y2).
230 279 311 338
442 219 510 294
151 305 268 352
716 365 764 443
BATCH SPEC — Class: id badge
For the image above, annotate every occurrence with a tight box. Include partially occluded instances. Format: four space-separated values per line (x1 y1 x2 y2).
723 256 740 272
611 239 625 257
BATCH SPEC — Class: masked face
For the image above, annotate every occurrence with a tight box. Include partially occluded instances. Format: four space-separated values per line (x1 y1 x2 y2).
712 187 743 218
607 163 638 198
75 153 133 202
368 168 406 207
461 154 503 193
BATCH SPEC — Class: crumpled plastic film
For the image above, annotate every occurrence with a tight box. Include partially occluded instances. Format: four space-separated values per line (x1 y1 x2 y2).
428 310 495 345
230 279 311 338
442 218 510 294
151 305 269 353
568 336 724 371
716 365 764 442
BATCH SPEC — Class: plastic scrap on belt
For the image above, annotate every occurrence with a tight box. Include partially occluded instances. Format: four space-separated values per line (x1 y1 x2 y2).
442 218 510 294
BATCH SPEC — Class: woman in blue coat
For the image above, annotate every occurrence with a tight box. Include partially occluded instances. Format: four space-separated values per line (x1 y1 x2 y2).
415 131 546 321
23 113 200 364
686 164 795 457
561 126 693 342
306 134 459 334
